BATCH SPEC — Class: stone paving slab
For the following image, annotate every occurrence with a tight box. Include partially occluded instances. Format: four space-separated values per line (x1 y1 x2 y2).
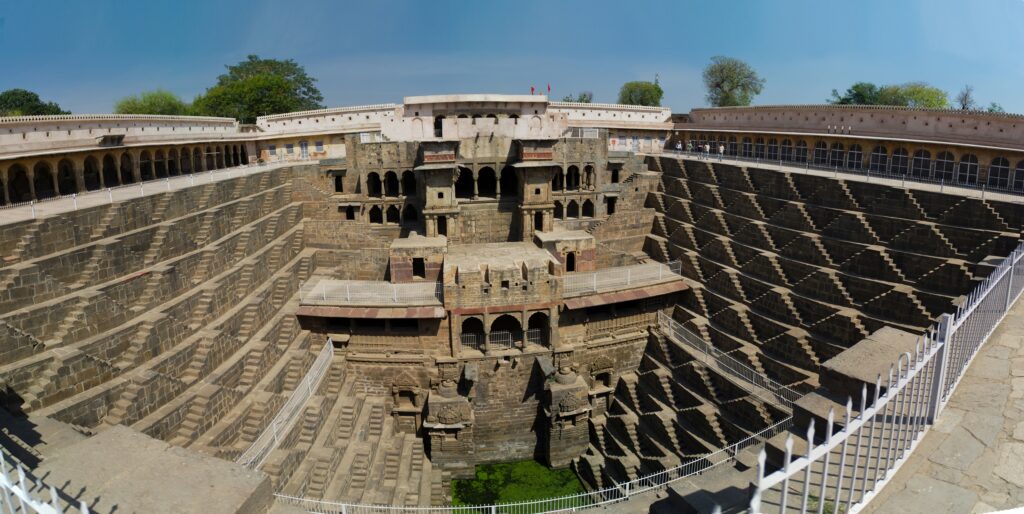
865 301 1024 514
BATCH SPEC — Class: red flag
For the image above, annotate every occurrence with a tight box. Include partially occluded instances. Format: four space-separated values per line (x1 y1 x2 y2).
531 86 535 95
547 83 551 93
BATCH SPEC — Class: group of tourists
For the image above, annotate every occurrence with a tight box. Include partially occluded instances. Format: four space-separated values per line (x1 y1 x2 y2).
675 140 725 161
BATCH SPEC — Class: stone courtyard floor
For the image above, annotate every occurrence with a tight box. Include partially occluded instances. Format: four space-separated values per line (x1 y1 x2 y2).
865 298 1024 514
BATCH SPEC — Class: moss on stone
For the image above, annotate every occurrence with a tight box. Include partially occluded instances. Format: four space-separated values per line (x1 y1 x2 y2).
451 459 586 509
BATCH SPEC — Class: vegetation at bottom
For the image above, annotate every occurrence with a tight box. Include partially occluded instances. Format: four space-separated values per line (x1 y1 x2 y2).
451 459 586 509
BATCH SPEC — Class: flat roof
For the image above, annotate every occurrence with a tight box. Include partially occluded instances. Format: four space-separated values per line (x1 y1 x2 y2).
535 229 593 243
445 242 556 271
404 94 548 105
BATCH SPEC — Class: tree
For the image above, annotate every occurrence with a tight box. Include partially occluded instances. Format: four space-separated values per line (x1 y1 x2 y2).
702 56 765 107
987 102 1005 113
561 91 593 103
618 81 663 107
0 89 69 116
214 55 323 111
829 82 880 105
955 85 976 111
114 89 190 115
191 74 309 124
829 82 947 108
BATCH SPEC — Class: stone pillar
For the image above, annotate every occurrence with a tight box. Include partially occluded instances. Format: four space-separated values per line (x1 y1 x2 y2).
73 158 86 193
131 151 142 183
543 367 591 468
49 159 59 194
472 169 478 199
27 167 36 201
1 168 9 205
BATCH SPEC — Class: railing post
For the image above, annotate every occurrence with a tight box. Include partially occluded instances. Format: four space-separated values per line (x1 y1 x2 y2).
1005 257 1016 311
927 313 953 423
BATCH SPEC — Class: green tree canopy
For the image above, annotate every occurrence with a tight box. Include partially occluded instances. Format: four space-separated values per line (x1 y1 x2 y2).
191 74 310 124
561 91 593 103
987 102 1005 113
0 89 69 116
214 55 324 111
702 56 765 107
830 82 948 108
114 89 190 115
617 81 663 107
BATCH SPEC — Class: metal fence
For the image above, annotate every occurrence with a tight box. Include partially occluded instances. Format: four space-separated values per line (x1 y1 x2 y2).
300 279 442 306
657 312 802 408
749 241 1024 513
562 261 681 297
1 449 90 514
665 149 1024 202
237 342 335 470
274 415 791 514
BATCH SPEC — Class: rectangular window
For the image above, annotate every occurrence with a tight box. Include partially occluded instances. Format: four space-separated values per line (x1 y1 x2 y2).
413 258 426 278
268 145 277 156
286 144 294 154
334 175 344 193
315 141 325 152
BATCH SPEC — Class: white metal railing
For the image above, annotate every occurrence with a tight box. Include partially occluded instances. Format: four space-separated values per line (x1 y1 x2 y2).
562 261 681 297
749 241 1024 513
0 449 90 514
236 342 334 470
561 127 605 139
488 330 517 351
274 415 791 514
657 312 802 408
300 279 442 306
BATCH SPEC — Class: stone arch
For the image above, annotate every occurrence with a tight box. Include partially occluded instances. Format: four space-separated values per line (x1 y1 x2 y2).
384 171 400 197
402 204 418 222
490 314 522 334
193 148 203 172
455 168 474 199
584 164 595 188
813 141 828 165
180 148 192 174
565 251 576 272
205 146 215 171
911 150 931 177
232 145 240 166
102 154 120 187
829 142 844 167
462 316 484 336
767 138 779 160
401 170 416 196
386 205 400 223
891 148 909 175
780 139 793 161
551 170 564 191
554 201 564 219
240 146 248 165
139 150 154 181
534 211 544 231
437 215 448 236
566 166 581 190
499 166 518 196
869 145 888 172
795 140 808 162
57 159 77 195
935 151 955 182
567 200 579 218
957 154 979 185
366 172 383 197
167 149 179 176
527 311 549 345
477 167 497 197
83 156 101 191
33 162 56 199
120 152 135 185
369 205 383 223
215 146 225 169
7 164 30 203
154 150 167 178
582 199 594 217
989 157 1011 189
848 144 864 170
434 115 444 137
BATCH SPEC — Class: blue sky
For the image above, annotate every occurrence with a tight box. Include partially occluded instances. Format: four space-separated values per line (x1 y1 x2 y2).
2 0 1022 114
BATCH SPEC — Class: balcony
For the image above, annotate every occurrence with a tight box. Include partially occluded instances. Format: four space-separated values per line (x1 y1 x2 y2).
561 260 686 309
297 278 444 319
